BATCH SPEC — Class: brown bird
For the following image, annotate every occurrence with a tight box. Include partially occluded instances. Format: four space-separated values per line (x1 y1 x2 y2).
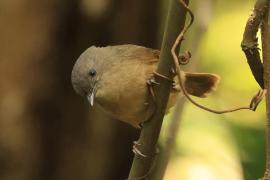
71 44 219 127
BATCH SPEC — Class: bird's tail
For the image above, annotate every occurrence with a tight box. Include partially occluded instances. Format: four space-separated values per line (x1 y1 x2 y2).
183 72 220 97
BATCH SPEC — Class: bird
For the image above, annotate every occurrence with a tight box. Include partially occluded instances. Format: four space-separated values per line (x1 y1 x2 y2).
71 44 219 127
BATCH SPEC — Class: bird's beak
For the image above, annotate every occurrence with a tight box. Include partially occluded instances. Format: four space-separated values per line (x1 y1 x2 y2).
87 85 96 106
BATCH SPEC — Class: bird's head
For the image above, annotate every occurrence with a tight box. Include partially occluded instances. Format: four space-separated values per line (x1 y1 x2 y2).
71 46 104 106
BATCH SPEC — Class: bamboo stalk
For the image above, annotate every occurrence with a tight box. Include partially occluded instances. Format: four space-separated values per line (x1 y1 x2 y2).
127 0 190 179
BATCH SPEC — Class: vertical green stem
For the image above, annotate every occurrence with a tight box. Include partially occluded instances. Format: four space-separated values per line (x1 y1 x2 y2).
128 0 190 179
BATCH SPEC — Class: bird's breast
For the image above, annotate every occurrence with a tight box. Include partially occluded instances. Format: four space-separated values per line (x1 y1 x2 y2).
95 60 156 126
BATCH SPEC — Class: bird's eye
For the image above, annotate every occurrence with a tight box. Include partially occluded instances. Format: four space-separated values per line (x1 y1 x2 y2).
88 68 96 77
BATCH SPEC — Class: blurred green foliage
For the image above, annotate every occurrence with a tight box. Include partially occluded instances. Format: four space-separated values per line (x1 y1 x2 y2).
160 0 266 179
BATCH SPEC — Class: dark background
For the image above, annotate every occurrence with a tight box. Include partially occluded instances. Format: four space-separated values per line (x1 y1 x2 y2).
0 0 159 179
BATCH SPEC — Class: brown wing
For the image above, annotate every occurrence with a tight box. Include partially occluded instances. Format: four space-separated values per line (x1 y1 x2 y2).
109 44 160 64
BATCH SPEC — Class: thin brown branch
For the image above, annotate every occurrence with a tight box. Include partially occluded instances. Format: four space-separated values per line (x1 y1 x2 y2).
241 0 269 89
171 0 266 115
261 1 270 179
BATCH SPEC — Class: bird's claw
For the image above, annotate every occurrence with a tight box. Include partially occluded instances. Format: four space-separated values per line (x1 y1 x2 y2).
137 122 143 129
146 78 157 102
146 78 160 86
170 67 176 75
132 141 147 158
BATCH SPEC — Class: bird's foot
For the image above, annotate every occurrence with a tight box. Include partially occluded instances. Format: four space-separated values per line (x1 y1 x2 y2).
146 78 160 86
153 71 173 82
170 67 176 74
132 141 147 158
146 77 158 101
138 122 144 128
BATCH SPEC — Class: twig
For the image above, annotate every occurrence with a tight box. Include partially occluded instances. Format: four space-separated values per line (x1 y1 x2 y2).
171 0 266 115
127 0 190 179
261 1 270 179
